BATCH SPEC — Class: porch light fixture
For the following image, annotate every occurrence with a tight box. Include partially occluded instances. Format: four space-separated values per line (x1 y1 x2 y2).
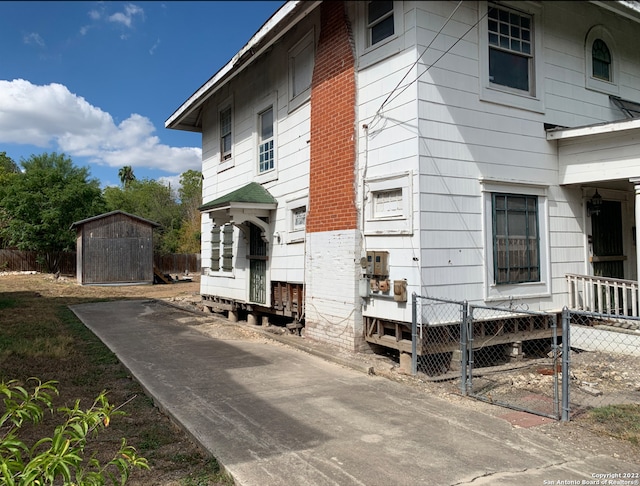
587 190 603 217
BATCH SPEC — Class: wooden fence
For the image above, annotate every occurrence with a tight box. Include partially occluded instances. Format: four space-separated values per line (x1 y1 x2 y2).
0 249 200 276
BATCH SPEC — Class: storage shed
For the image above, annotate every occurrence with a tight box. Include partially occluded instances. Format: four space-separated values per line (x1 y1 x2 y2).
70 211 160 285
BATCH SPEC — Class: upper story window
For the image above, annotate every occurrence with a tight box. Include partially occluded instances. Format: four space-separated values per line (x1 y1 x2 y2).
367 1 394 46
288 31 314 112
585 25 618 95
479 1 543 112
487 3 532 93
592 38 611 81
258 107 274 173
219 106 232 161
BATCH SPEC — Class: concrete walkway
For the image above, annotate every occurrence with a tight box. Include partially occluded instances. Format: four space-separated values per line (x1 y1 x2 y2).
70 300 639 486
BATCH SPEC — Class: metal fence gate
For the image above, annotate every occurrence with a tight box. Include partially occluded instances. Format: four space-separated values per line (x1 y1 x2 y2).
465 304 560 420
412 294 561 420
412 293 640 421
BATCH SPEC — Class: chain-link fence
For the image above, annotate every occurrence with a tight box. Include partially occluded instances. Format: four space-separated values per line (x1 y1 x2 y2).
412 296 466 388
466 305 560 419
561 308 640 421
411 294 640 421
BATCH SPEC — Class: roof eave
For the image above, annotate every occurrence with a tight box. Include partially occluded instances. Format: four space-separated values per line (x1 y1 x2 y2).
590 1 640 23
165 1 321 133
200 202 278 213
546 118 640 141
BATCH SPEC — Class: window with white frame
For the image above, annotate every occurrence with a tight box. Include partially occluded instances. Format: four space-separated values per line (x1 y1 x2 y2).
219 106 232 162
585 25 618 95
358 1 404 68
479 1 543 113
292 206 307 231
286 196 308 243
365 172 412 235
289 31 314 111
211 223 234 273
487 3 532 93
367 1 394 47
258 107 274 173
481 181 550 301
373 189 403 219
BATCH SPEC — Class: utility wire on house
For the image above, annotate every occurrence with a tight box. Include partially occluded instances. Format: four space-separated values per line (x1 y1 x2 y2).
369 2 493 130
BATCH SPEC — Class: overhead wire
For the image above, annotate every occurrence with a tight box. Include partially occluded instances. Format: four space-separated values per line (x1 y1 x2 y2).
370 2 494 130
370 0 464 128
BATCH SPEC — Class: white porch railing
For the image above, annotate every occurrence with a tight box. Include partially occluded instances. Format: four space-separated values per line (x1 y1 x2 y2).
566 273 639 317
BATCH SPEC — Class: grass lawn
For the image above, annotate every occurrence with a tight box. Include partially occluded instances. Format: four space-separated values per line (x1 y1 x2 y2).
0 272 232 486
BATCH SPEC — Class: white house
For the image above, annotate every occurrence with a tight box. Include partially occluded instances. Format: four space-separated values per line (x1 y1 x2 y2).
166 1 640 354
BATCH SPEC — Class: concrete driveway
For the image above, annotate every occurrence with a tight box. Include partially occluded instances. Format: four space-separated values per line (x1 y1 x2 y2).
70 300 639 485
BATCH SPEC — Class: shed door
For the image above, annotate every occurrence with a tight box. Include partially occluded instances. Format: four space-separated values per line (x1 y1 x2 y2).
248 223 267 304
591 200 624 279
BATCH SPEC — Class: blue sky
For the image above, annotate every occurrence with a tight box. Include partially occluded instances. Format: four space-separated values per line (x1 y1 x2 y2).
0 1 284 189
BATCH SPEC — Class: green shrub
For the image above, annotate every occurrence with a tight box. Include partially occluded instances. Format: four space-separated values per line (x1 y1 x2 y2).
0 378 148 485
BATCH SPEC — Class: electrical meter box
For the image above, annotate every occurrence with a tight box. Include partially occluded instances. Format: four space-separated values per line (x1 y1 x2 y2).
366 251 389 276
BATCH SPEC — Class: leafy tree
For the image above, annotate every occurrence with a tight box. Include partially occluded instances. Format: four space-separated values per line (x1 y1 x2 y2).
0 153 106 271
0 378 148 485
176 170 202 254
117 166 135 189
0 151 19 175
0 152 20 248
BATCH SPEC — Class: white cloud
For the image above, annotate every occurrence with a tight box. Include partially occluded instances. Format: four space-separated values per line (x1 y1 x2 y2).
88 9 101 20
108 4 144 28
24 32 45 47
0 79 201 173
149 38 160 55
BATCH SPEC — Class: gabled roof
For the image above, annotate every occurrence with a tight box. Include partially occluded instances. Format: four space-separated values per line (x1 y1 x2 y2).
199 182 277 212
165 1 320 133
70 210 160 229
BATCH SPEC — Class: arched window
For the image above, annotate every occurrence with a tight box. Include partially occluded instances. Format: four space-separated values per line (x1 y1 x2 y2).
592 38 612 81
585 25 618 95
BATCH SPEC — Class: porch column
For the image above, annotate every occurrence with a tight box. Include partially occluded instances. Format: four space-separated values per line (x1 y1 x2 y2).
632 179 640 282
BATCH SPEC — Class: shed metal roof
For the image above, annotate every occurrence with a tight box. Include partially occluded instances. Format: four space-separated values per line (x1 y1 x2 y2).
70 210 161 229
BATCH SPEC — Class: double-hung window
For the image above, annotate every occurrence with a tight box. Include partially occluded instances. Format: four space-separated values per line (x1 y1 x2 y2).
367 1 394 46
220 106 232 161
492 193 539 284
258 107 274 173
487 3 533 93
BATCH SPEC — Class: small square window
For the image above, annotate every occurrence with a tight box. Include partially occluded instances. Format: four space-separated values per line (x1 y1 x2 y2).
292 206 307 231
373 189 403 218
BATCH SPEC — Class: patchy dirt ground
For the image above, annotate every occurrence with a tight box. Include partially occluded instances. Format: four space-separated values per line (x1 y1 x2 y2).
2 271 638 480
0 271 230 485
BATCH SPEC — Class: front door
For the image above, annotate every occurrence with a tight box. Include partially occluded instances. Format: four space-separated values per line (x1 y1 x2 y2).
591 200 624 278
248 223 267 304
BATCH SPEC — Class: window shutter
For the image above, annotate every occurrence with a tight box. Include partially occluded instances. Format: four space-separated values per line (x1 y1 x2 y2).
211 227 221 271
222 224 234 271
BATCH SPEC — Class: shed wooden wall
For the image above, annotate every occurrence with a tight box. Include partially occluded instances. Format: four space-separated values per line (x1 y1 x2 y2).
77 213 154 285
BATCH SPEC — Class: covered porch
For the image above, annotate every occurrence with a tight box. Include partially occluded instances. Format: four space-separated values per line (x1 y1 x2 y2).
547 115 640 316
